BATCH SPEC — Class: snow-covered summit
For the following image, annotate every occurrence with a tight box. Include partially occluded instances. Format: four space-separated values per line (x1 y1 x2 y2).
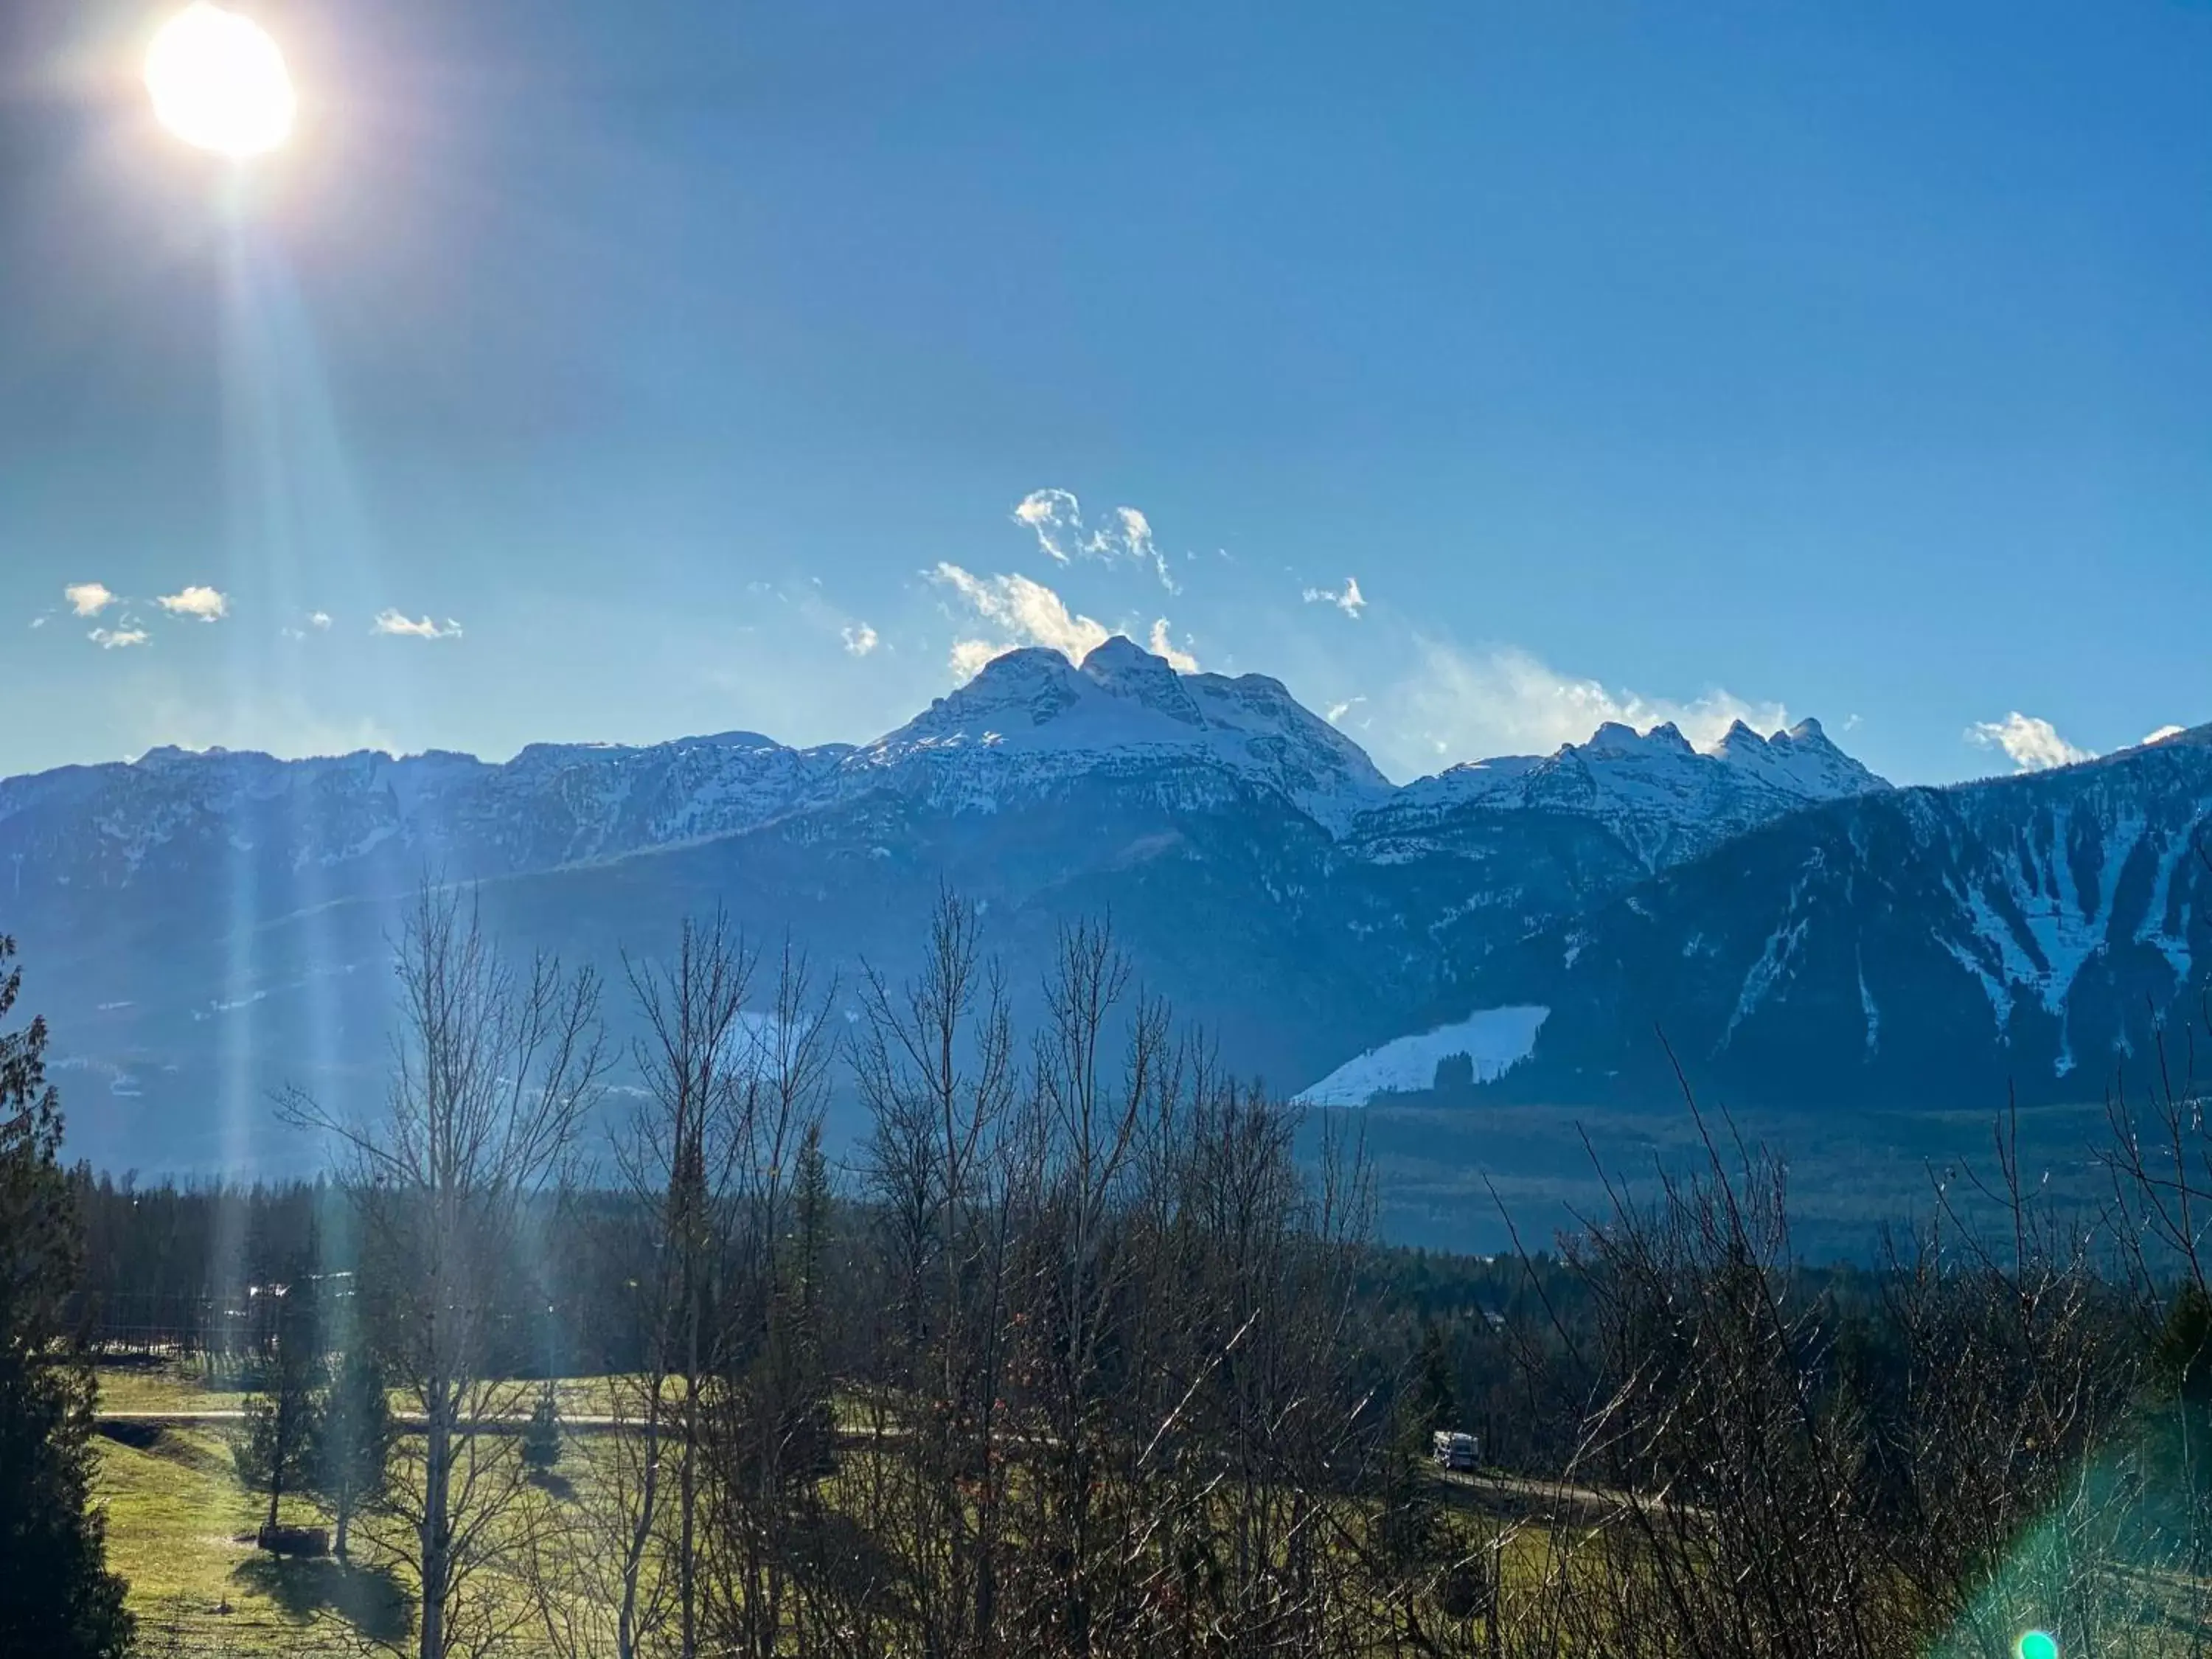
843 638 1393 832
1358 715 1888 869
1712 717 1880 801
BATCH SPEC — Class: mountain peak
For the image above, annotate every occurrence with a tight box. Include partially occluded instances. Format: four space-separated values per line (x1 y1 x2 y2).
851 639 1389 831
1578 720 1697 760
1079 633 1164 677
1079 636 1203 724
1367 713 1887 869
1714 718 1765 755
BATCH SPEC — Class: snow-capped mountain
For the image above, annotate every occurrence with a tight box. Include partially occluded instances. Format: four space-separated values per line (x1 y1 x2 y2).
0 632 1960 1169
0 639 1392 928
1354 717 1888 870
844 639 1394 832
1447 724 2212 1108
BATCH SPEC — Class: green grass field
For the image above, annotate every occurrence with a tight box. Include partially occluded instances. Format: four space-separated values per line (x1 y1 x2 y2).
94 1413 409 1657
94 1360 707 1656
126 1356 2133 1658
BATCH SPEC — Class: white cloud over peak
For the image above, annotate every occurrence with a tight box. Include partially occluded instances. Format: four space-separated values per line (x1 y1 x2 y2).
1146 619 1199 672
841 622 880 657
372 610 463 641
933 563 1110 676
2142 724 2187 746
89 625 149 650
1967 712 2093 773
1374 640 1790 781
66 582 116 617
1302 576 1366 619
947 638 1002 681
1010 488 1176 589
932 563 1204 681
156 585 229 621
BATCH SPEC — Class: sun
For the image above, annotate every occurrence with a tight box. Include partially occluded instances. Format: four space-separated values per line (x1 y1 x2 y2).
145 4 296 159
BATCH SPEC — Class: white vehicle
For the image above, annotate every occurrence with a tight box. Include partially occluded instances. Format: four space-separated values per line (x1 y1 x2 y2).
1431 1430 1479 1471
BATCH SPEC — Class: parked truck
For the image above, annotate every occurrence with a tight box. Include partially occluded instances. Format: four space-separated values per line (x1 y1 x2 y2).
1431 1430 1479 1471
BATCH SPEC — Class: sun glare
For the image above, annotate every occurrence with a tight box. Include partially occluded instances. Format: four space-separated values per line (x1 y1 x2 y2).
145 3 296 159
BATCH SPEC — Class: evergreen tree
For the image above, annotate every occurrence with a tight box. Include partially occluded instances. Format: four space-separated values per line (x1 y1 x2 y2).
1413 1315 1460 1433
310 1342 393 1557
785 1118 838 1476
0 938 133 1658
234 1273 324 1542
522 1381 562 1473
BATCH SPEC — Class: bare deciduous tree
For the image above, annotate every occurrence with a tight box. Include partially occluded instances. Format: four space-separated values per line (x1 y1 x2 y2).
282 883 607 1659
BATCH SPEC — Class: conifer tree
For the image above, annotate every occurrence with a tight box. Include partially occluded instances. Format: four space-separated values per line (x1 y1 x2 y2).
234 1273 324 1543
523 1381 562 1474
0 938 132 1658
313 1341 394 1558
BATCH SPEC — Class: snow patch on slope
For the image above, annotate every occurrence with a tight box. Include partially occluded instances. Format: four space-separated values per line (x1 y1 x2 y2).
1295 1007 1549 1105
1857 950 1879 1057
2138 830 2196 987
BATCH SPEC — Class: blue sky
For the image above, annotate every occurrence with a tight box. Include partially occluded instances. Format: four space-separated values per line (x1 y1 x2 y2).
2 0 2208 785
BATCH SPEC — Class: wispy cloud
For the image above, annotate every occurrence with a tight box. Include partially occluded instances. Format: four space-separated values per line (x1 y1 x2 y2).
1113 507 1169 589
66 582 116 617
933 563 1109 676
1302 576 1366 619
1011 488 1176 590
89 625 150 650
1966 712 2093 773
933 567 1200 681
841 622 880 658
1374 639 1790 779
948 639 1004 681
1147 618 1200 672
156 585 229 621
2142 724 2188 747
1012 489 1085 563
372 610 463 641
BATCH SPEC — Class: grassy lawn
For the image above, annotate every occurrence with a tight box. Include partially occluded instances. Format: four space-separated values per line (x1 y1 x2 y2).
90 1359 1573 1656
91 1359 1845 1658
93 1418 408 1657
94 1357 247 1416
91 1360 616 1657
93 1356 656 1423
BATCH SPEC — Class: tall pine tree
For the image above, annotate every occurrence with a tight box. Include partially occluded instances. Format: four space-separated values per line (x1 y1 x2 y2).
234 1270 324 1545
0 936 132 1657
311 1341 393 1559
